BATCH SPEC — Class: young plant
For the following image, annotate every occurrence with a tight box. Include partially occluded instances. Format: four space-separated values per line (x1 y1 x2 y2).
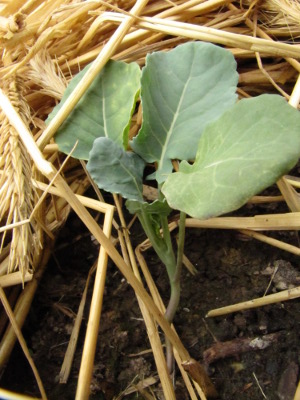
50 41 300 371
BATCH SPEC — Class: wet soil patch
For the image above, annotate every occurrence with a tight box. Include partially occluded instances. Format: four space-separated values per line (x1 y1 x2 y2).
1 209 300 399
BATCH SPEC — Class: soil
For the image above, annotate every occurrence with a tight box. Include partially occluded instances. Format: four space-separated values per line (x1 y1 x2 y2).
1 199 300 399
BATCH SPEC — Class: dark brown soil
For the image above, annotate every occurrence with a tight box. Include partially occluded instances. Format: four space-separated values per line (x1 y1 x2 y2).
1 203 300 399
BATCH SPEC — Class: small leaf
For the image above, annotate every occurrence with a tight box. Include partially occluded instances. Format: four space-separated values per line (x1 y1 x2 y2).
50 60 141 159
131 41 238 183
126 199 172 237
162 95 300 219
126 198 171 216
87 137 145 201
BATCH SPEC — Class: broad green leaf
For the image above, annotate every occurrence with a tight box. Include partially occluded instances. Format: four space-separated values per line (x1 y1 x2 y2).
50 60 141 159
131 41 238 183
162 95 300 219
87 137 145 201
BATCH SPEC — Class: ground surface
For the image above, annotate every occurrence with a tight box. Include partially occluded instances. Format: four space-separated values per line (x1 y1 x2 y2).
1 201 300 399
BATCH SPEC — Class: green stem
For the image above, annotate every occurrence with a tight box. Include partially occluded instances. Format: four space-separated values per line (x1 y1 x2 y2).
138 208 187 324
137 207 187 374
138 209 167 259
138 207 175 268
164 211 187 373
165 211 186 323
161 214 176 278
175 211 186 283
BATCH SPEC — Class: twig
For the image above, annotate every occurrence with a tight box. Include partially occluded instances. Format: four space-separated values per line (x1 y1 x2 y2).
36 0 150 150
253 372 268 399
203 333 281 366
113 193 176 400
185 214 300 230
75 205 114 399
59 260 96 383
294 379 300 400
263 265 279 296
206 286 300 317
102 12 300 59
0 285 47 400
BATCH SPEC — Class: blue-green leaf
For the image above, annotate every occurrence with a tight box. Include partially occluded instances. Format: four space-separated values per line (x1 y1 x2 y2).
50 60 141 159
131 41 238 183
162 95 300 219
87 137 145 201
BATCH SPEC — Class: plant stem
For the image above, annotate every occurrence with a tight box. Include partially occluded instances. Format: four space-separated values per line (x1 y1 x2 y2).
138 207 187 373
138 209 167 258
164 212 186 372
165 211 186 322
139 208 176 282
175 211 186 283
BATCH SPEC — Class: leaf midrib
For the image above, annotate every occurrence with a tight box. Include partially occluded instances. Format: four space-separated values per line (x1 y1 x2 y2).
157 74 192 177
102 79 108 138
120 162 143 201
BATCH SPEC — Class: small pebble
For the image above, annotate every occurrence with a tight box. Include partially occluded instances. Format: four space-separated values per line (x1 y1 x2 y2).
277 361 299 400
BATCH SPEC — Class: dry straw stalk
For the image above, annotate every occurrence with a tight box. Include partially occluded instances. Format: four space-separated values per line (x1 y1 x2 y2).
1 0 300 398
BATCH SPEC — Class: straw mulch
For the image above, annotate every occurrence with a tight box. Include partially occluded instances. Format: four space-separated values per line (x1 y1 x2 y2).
1 1 300 399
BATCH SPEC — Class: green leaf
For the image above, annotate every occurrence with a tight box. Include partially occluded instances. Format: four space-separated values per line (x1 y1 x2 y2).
162 95 300 219
131 41 238 183
50 60 141 159
126 199 172 238
87 137 145 201
126 198 171 216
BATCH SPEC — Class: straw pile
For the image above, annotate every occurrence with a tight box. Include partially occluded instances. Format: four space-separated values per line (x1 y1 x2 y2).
1 1 300 399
